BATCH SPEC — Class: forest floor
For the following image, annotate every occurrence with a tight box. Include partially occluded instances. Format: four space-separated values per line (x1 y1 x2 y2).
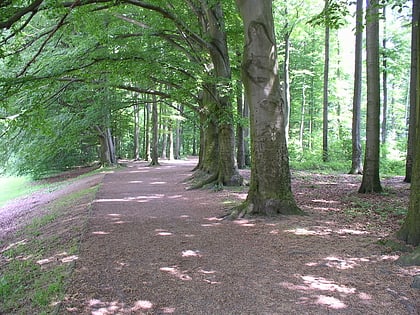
1 158 419 314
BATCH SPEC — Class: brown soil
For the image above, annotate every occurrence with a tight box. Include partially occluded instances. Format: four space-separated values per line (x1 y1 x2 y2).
1 159 419 314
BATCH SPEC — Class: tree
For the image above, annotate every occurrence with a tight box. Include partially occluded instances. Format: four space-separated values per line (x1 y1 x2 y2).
359 0 382 193
349 0 364 175
149 94 160 166
234 0 303 217
398 1 420 246
405 0 419 183
323 0 330 162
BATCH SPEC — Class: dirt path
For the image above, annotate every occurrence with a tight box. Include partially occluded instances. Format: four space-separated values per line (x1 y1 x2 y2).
59 159 419 315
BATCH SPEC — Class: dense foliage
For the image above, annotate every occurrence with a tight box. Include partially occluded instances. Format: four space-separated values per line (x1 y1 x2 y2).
0 0 413 178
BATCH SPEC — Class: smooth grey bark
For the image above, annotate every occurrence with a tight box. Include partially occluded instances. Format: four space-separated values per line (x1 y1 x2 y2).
359 0 382 193
349 0 364 175
405 0 419 183
235 0 302 216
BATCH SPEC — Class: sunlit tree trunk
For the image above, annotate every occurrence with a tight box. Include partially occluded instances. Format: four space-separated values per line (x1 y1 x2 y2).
235 0 302 216
349 0 364 175
359 0 382 193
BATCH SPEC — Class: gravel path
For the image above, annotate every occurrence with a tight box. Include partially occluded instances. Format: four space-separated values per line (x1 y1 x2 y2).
58 159 419 315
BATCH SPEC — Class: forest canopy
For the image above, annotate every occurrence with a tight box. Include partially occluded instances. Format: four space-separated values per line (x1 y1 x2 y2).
0 0 413 178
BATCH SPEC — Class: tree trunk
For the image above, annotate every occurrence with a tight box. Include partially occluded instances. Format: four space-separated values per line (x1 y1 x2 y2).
205 2 242 186
299 80 306 150
398 4 420 245
405 0 419 183
322 0 330 162
349 0 364 175
283 11 291 143
168 121 174 160
161 107 168 159
175 119 181 159
149 96 159 166
381 7 388 149
235 0 302 216
97 125 116 166
133 102 140 160
236 80 246 169
359 0 382 193
144 102 151 161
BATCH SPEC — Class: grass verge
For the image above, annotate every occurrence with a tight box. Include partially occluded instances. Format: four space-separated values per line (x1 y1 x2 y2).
0 184 99 314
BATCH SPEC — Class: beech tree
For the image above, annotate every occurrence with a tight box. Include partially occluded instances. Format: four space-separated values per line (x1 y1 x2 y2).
349 0 364 175
234 0 302 216
405 0 419 183
359 0 382 193
398 0 420 247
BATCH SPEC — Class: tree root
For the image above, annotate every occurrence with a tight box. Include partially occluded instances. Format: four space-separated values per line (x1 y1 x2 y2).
186 172 218 190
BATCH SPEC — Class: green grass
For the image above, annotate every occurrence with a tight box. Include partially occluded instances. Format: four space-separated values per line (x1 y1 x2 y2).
0 185 99 314
0 176 39 207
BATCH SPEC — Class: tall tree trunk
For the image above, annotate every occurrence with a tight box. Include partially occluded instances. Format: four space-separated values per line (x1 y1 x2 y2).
204 2 242 186
175 117 181 159
381 6 388 148
359 0 383 193
192 122 197 156
405 0 419 183
349 0 364 175
168 120 174 160
96 125 116 166
161 122 168 159
322 0 330 162
236 80 246 169
161 106 168 159
300 80 306 150
133 102 140 160
150 96 159 166
144 102 151 161
235 0 302 216
283 9 291 143
398 5 420 245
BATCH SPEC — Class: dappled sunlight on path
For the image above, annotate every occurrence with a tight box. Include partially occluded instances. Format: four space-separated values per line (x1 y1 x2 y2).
60 159 419 314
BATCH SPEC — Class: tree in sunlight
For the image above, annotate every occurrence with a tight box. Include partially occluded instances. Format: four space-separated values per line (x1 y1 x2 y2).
233 0 303 216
